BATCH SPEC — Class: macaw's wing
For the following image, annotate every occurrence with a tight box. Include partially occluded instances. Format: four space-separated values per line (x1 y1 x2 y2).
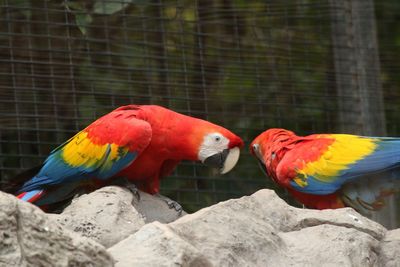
18 112 152 193
276 134 400 195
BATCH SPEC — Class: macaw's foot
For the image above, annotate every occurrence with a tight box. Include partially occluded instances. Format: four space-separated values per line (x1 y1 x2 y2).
155 193 183 215
111 178 141 202
125 183 141 202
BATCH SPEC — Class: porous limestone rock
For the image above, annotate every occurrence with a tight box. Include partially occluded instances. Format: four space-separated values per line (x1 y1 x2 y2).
51 186 185 248
5 185 399 267
378 228 400 267
0 191 113 267
108 189 389 267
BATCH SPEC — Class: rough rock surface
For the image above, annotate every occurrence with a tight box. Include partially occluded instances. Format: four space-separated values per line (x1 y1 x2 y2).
108 189 395 267
0 191 113 267
378 228 400 267
51 186 185 248
3 186 400 267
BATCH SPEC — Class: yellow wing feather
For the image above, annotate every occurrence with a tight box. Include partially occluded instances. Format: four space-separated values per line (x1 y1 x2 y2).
62 131 127 169
295 134 377 185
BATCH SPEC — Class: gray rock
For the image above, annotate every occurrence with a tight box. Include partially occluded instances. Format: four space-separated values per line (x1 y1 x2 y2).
0 191 113 267
5 185 397 267
281 224 379 266
378 228 400 267
108 222 213 267
51 186 185 248
108 189 388 267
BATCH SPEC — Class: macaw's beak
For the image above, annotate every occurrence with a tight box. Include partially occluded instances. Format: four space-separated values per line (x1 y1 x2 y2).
257 158 268 176
251 143 268 176
203 147 240 174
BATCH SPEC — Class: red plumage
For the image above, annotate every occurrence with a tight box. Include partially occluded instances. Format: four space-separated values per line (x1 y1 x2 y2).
250 128 400 214
250 129 348 209
11 105 243 208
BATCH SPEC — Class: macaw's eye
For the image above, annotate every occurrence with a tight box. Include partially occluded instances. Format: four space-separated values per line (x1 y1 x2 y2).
252 144 259 151
214 136 221 142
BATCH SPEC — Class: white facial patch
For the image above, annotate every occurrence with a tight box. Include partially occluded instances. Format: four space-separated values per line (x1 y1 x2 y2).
198 133 229 162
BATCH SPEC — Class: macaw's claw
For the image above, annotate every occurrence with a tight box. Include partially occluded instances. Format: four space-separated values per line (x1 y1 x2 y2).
155 193 183 215
125 183 141 202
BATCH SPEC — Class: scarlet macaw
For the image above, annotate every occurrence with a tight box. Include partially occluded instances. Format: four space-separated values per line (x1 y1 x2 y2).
8 105 243 211
250 128 400 214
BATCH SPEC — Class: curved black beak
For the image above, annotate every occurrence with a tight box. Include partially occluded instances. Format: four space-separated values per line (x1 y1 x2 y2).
202 147 241 174
255 157 278 185
257 158 268 176
203 149 229 170
252 144 268 175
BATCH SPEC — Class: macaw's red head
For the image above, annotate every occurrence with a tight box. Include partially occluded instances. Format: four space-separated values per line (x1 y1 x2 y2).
136 105 244 175
185 119 244 175
250 128 296 176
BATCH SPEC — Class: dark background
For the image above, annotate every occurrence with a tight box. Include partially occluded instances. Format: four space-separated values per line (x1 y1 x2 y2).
1 0 399 228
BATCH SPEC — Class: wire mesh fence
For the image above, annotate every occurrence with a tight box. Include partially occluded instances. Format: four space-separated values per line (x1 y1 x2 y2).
1 0 400 225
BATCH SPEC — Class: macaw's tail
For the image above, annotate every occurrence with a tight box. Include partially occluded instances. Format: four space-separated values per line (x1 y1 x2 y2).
1 165 43 194
16 188 73 213
15 184 85 213
2 165 88 213
17 189 44 203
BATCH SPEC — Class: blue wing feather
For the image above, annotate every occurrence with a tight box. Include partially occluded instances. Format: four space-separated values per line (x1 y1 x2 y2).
290 137 400 195
16 108 152 206
341 138 400 177
18 147 137 193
